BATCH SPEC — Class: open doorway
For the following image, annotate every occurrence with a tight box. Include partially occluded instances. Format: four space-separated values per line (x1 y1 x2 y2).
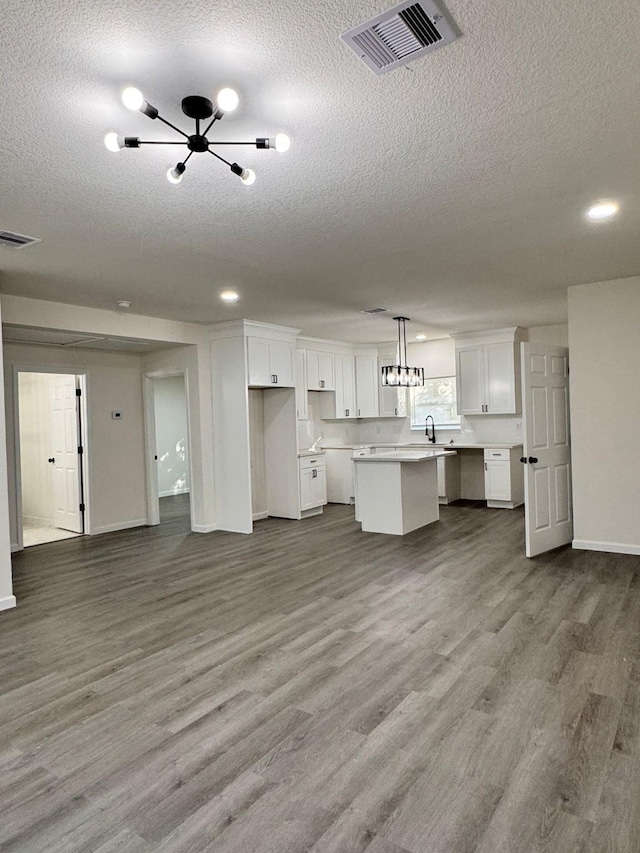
17 371 88 548
144 372 192 528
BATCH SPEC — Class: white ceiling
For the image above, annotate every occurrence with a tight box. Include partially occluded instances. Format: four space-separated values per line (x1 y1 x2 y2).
1 0 639 343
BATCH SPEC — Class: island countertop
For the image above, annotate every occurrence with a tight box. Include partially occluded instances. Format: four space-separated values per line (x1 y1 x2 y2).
352 449 457 463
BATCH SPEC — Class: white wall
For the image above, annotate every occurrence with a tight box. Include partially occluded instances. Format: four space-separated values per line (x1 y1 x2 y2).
569 278 640 553
4 344 147 544
153 375 189 497
248 390 267 518
18 373 61 525
527 323 569 347
0 302 15 610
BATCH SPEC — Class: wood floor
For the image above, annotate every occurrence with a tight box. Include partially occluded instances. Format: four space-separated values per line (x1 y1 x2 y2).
2 496 640 852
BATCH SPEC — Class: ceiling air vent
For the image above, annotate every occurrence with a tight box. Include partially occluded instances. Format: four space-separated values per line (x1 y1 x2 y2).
341 0 460 75
0 230 41 249
360 307 389 315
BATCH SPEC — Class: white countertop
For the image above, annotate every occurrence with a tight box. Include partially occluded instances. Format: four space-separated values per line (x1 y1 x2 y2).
297 449 327 458
322 441 523 451
352 449 457 463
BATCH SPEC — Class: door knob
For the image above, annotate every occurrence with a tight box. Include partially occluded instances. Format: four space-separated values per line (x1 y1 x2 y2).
48 457 55 463
528 456 538 464
520 457 527 463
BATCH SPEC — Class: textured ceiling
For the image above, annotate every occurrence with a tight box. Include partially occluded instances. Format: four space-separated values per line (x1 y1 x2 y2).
1 0 639 343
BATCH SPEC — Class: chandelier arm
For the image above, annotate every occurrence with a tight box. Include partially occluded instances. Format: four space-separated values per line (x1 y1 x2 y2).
208 141 259 145
156 114 190 139
208 149 233 168
137 141 189 145
201 115 220 138
182 151 194 165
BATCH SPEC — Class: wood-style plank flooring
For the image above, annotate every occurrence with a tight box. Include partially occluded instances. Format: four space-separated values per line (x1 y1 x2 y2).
2 496 640 852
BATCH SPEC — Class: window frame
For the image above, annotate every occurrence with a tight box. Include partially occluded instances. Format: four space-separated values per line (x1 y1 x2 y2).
409 374 461 431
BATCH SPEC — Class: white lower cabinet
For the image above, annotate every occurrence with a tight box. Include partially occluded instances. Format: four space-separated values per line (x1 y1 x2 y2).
324 449 355 504
483 448 524 508
299 455 327 515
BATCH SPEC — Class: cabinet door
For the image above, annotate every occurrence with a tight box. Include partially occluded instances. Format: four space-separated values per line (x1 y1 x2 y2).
355 356 379 418
247 337 272 386
456 346 485 414
295 350 308 420
269 342 294 387
484 342 516 414
335 355 356 418
484 460 511 501
319 353 335 390
300 466 326 510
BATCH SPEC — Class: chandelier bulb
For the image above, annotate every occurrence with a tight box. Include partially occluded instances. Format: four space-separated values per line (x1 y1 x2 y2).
240 168 256 186
274 133 291 153
167 163 186 184
104 132 124 152
122 86 145 111
216 87 239 113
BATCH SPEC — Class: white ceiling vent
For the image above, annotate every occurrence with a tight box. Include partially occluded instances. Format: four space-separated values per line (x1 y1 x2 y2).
0 229 41 249
341 0 460 75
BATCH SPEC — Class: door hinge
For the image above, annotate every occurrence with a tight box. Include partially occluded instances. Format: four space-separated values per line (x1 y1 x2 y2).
76 388 82 397
79 503 86 512
78 446 83 454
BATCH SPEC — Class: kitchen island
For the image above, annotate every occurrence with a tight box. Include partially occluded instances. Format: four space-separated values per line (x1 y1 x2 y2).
353 449 457 535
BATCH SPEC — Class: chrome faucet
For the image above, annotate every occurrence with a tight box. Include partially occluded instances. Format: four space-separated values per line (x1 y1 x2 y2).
425 415 436 444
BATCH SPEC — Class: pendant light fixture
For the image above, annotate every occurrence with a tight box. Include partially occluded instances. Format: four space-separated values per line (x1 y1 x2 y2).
104 87 291 186
381 316 425 386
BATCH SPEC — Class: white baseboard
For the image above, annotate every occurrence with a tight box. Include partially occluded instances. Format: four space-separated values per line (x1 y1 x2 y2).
0 595 17 612
252 511 268 521
573 539 640 556
159 488 190 498
91 519 148 535
191 524 217 534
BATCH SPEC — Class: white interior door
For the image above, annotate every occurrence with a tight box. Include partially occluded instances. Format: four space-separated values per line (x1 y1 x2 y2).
50 375 83 533
521 343 572 557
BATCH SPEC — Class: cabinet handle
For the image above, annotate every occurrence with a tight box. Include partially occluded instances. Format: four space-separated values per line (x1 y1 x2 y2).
320 379 325 388
484 462 487 471
312 469 318 478
358 409 360 416
394 408 397 415
345 409 349 417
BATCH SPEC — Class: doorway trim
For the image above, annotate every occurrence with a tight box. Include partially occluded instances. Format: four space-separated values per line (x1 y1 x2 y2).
13 366 91 551
143 368 194 528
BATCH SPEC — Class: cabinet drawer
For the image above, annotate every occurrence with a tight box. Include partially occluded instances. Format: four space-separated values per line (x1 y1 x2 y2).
299 456 325 471
484 448 510 461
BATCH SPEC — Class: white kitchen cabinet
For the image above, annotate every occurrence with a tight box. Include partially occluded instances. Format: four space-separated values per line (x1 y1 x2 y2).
299 455 327 513
437 453 461 505
355 356 379 418
378 357 407 418
320 354 357 419
247 337 294 388
295 350 308 420
454 328 524 415
306 351 335 391
483 448 524 509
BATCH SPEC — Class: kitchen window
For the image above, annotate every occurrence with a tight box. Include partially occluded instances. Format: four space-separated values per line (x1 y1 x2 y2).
410 376 461 429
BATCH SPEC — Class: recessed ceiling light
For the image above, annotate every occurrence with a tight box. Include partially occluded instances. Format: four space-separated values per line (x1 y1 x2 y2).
415 334 427 341
116 300 131 310
586 200 620 221
220 290 239 303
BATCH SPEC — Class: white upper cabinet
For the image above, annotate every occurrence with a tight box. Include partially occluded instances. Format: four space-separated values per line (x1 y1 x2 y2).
453 328 524 415
295 350 308 420
378 357 407 418
355 356 379 418
320 354 357 419
247 337 294 387
306 351 335 391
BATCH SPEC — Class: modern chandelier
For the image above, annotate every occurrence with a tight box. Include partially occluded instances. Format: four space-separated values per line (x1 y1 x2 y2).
104 86 291 186
381 316 425 387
